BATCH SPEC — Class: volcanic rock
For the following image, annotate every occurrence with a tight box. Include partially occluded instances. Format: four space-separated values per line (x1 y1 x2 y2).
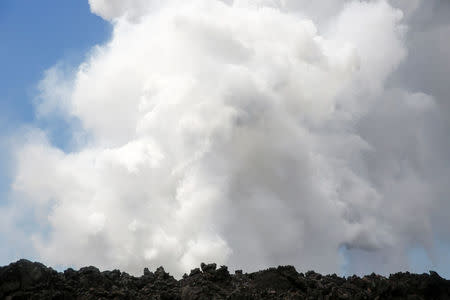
1 259 450 299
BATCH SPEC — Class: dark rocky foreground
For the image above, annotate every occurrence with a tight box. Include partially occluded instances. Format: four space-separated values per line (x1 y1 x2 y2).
1 260 450 299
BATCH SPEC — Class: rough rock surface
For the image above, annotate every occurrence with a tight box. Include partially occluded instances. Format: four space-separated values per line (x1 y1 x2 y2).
1 259 449 299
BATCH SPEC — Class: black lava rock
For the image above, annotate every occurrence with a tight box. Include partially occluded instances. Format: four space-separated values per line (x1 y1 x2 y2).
1 259 450 299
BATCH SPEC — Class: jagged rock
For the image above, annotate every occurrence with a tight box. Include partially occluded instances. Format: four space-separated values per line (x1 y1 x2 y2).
102 269 121 281
189 268 201 276
143 267 151 276
155 266 168 279
1 260 450 299
200 262 216 273
215 265 231 281
0 260 56 292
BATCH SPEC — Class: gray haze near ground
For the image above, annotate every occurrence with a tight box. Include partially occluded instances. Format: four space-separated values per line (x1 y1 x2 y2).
3 0 450 278
274 0 450 275
352 0 450 275
352 0 450 274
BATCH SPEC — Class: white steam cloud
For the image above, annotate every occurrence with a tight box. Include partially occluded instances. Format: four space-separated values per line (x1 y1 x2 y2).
5 0 450 277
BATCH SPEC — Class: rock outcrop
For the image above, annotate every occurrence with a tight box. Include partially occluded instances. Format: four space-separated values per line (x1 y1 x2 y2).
1 259 449 299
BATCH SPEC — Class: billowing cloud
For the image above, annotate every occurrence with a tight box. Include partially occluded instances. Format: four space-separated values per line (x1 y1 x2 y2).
5 0 450 277
88 0 158 21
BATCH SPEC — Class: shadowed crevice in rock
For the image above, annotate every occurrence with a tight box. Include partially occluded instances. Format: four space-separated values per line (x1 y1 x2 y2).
1 260 449 299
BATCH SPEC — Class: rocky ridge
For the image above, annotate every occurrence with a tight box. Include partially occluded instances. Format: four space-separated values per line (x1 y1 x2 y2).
1 259 449 299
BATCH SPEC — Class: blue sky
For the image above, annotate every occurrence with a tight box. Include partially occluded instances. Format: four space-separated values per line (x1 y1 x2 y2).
0 0 110 128
0 0 110 264
0 0 110 194
0 0 449 279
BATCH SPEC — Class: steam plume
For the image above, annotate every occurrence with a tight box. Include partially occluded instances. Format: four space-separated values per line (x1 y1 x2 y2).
5 0 450 277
